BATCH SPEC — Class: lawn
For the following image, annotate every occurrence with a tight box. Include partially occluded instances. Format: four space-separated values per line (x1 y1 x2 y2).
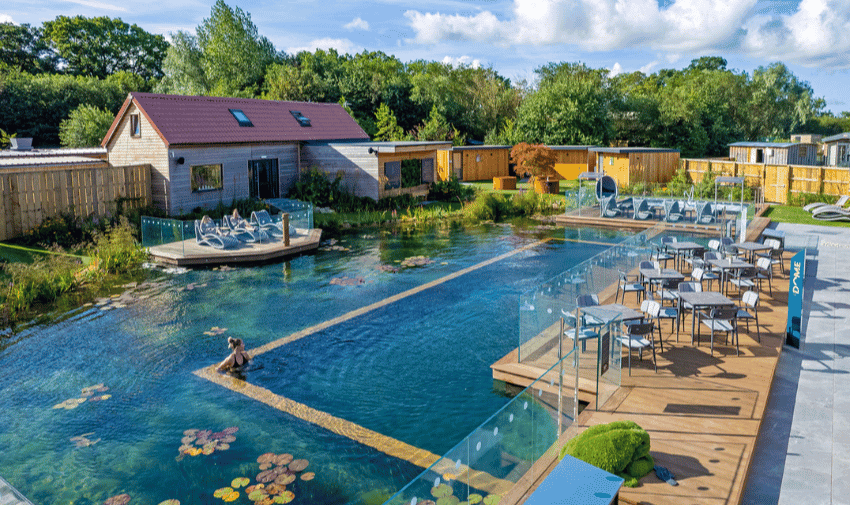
464 179 579 195
763 205 850 227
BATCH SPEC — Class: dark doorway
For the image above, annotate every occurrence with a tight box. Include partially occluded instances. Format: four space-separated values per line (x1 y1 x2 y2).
249 159 279 199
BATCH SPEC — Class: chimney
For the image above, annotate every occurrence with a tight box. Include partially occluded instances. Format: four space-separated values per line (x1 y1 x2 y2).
10 138 33 151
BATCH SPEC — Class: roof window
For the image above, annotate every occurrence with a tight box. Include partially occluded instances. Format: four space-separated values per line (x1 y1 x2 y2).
229 109 253 127
290 110 311 127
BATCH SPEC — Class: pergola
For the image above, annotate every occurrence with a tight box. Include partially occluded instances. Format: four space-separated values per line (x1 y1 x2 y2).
714 176 746 241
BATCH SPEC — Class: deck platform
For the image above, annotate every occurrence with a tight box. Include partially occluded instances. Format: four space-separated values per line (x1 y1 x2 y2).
498 216 784 505
147 229 322 266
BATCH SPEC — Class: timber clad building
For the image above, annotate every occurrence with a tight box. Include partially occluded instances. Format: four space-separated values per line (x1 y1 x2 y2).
102 93 370 215
728 141 818 166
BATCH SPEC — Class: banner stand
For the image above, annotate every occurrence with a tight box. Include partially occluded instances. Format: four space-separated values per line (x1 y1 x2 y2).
785 249 806 348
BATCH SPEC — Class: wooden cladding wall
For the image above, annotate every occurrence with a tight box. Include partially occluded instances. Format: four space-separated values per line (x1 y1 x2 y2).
682 159 850 204
0 163 151 241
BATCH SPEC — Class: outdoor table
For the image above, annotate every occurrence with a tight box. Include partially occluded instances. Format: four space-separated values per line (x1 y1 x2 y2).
664 241 705 271
676 291 736 343
735 241 772 263
581 303 645 325
707 258 753 295
640 267 685 295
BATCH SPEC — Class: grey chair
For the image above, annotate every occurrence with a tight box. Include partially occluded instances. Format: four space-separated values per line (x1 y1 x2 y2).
618 322 657 375
697 307 739 356
695 201 716 224
755 257 773 296
730 266 757 295
601 196 623 217
195 218 239 250
691 267 719 292
755 238 785 275
617 269 645 304
633 198 653 220
737 291 760 343
563 294 601 352
646 299 678 344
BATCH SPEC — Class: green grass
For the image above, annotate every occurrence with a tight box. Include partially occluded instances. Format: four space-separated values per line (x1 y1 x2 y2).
464 179 579 195
763 205 850 227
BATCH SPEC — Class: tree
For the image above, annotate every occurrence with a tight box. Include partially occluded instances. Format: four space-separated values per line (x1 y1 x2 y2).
0 22 57 73
510 142 557 180
744 62 824 140
155 31 209 95
59 104 114 147
196 0 278 96
42 15 168 79
412 105 464 145
373 103 404 141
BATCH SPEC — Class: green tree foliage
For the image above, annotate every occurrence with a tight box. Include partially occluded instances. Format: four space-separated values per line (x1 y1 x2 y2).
412 105 465 145
155 31 209 95
0 22 57 73
745 62 824 140
515 63 611 145
0 71 142 146
196 0 278 96
42 15 167 80
373 103 404 141
59 104 114 147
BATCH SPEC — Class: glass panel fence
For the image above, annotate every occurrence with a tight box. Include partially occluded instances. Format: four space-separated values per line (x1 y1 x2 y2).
268 198 314 230
140 217 194 255
384 351 578 505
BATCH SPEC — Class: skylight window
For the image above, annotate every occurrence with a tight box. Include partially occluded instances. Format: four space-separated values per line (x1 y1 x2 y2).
229 109 253 127
289 110 311 127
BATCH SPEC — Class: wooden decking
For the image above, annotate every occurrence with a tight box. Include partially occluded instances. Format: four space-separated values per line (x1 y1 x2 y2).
147 228 322 266
498 217 787 504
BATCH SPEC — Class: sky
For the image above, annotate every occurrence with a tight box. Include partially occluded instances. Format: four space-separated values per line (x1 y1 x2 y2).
3 0 849 114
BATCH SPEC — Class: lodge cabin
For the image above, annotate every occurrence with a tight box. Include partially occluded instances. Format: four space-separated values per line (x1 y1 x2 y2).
728 141 817 166
823 133 850 167
435 145 510 182
550 146 597 180
590 147 680 187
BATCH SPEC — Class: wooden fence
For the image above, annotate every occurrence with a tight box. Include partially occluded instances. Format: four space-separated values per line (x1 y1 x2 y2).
0 163 151 241
682 159 850 204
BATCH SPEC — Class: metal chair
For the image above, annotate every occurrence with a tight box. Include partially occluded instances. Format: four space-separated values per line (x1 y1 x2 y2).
755 257 774 296
697 307 739 356
737 291 760 342
691 267 719 292
651 244 674 268
617 269 645 304
729 266 757 296
756 238 785 275
563 294 601 352
617 321 657 375
645 299 678 344
676 281 702 329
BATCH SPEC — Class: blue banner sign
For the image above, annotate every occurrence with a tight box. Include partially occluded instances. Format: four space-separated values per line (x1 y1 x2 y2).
786 249 806 348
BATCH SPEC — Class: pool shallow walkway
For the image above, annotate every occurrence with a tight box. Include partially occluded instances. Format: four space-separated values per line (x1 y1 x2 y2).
0 477 34 505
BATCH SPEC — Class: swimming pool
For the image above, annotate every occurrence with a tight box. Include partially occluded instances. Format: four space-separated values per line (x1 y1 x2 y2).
0 222 633 504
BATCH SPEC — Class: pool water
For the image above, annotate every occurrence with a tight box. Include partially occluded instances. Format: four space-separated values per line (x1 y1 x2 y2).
0 222 631 505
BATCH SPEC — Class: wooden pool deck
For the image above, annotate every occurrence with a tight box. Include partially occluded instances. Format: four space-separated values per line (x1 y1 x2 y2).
147 229 322 266
497 218 789 505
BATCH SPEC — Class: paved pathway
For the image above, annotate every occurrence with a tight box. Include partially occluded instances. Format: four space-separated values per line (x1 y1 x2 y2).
0 477 34 505
744 223 850 504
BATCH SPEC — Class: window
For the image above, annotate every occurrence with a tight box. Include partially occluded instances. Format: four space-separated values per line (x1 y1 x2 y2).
130 114 140 137
191 164 223 192
289 110 311 127
229 109 253 127
384 161 400 189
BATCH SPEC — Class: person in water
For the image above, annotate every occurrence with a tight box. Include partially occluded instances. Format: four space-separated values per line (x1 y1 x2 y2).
216 337 251 372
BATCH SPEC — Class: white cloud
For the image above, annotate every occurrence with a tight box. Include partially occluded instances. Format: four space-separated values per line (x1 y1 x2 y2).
344 17 370 31
65 0 128 12
640 61 660 73
404 0 850 68
609 62 623 76
442 55 481 68
0 14 16 24
286 38 363 56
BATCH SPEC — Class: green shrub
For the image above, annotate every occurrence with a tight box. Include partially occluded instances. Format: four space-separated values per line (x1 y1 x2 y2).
463 193 512 221
89 217 148 275
667 167 692 197
428 176 476 202
559 420 654 487
2 251 82 316
787 191 833 207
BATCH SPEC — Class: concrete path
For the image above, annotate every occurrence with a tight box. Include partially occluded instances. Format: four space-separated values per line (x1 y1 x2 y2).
743 223 850 504
0 477 34 505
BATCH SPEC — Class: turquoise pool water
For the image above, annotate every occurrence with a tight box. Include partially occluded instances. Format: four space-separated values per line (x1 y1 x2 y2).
0 222 631 505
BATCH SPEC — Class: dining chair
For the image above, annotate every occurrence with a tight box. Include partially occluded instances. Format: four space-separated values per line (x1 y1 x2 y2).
617 321 657 375
617 269 646 304
737 291 760 342
697 307 739 356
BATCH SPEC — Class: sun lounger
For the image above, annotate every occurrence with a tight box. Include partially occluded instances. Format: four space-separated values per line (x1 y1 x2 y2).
223 212 269 243
812 204 850 222
804 195 849 213
601 195 623 217
695 201 716 224
195 218 239 250
250 210 293 239
633 198 653 220
663 200 684 223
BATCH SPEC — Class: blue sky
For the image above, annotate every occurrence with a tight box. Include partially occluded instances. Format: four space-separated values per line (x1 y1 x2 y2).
3 0 849 113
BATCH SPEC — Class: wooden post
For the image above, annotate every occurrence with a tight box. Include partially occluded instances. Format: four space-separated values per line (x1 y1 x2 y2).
282 213 290 246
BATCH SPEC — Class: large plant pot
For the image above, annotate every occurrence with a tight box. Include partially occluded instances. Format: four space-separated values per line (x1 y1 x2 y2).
533 177 559 194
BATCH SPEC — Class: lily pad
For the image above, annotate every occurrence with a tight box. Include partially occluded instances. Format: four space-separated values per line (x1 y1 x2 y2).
264 483 284 495
259 463 271 471
213 487 233 498
181 436 196 445
188 447 202 456
431 484 453 498
257 470 277 483
274 474 295 486
223 426 239 435
202 445 215 456
157 500 180 505
467 494 482 504
256 498 275 505
275 491 295 504
300 472 315 481
245 484 265 494
482 496 500 505
217 443 230 451
288 459 309 472
103 494 131 505
257 452 276 464
248 489 269 501
436 497 459 505
178 444 193 453
183 429 199 436
275 453 293 466
442 473 456 481
222 435 236 443
222 491 239 502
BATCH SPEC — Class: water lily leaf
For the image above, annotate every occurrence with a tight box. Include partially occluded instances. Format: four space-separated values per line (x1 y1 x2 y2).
431 484 453 498
183 429 199 436
288 459 308 472
256 498 274 505
274 454 293 466
103 494 131 505
213 487 233 498
222 435 236 443
482 495 500 505
257 452 276 464
300 472 315 481
157 500 180 505
178 445 193 453
223 426 238 435
256 470 277 483
202 445 215 455
442 473 456 481
467 494 482 504
274 474 295 486
437 497 459 505
188 448 202 456
275 491 295 504
248 489 268 501
264 483 283 495
245 484 264 494
217 443 230 451
181 436 196 445
259 463 271 471
222 491 239 502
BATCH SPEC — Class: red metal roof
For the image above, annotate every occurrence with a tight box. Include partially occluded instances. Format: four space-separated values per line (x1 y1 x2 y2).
105 93 369 147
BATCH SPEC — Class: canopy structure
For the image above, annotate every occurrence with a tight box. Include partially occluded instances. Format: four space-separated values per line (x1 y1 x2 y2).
596 175 618 201
714 176 746 241
578 172 603 217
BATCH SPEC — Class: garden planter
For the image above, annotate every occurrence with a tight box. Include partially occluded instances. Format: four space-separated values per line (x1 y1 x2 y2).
533 177 559 194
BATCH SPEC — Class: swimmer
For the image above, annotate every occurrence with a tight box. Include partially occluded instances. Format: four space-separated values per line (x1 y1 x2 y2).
216 337 251 372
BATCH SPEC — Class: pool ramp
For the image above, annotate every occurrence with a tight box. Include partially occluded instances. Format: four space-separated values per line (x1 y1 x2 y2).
0 477 35 505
